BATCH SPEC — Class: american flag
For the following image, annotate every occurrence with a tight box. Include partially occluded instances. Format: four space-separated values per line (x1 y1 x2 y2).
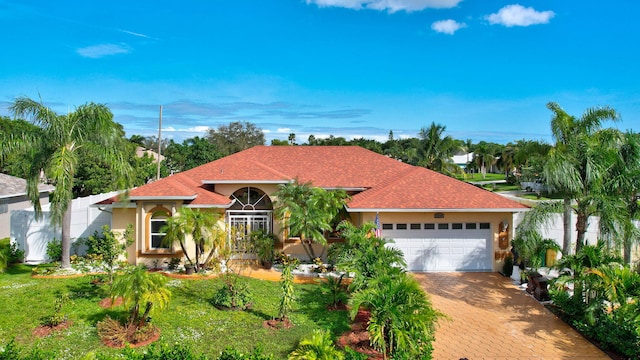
374 213 381 237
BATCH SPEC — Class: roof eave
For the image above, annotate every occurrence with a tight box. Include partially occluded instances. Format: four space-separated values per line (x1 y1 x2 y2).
201 180 291 185
346 207 530 213
128 195 198 201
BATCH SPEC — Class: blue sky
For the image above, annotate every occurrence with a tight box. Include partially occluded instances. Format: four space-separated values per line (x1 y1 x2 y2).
1 1 639 144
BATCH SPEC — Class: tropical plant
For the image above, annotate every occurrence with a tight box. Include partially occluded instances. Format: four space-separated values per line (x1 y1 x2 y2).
162 207 226 272
511 230 561 271
85 225 134 284
349 273 441 360
4 96 132 268
473 141 498 178
288 329 345 360
544 102 619 254
250 230 277 267
45 238 62 262
274 180 349 260
278 254 300 321
600 131 640 263
213 279 252 310
416 122 461 175
329 221 406 292
319 274 348 309
106 265 171 331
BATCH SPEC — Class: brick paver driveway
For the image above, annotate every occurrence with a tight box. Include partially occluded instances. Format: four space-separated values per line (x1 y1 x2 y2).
413 272 610 360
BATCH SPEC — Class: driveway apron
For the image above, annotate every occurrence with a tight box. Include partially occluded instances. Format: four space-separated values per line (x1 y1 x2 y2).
413 272 610 360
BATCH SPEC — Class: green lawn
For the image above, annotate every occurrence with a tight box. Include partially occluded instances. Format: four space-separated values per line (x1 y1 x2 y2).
457 172 506 181
0 264 350 359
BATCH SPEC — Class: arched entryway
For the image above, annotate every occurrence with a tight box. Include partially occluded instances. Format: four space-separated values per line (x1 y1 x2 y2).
227 187 273 254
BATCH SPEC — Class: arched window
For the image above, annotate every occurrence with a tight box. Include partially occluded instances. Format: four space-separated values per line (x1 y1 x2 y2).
229 187 272 211
146 207 171 251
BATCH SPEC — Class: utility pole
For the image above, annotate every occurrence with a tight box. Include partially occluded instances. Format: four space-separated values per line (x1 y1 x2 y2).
157 105 162 180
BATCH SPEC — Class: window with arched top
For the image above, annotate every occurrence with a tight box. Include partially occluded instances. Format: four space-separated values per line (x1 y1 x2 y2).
229 187 273 211
146 207 172 251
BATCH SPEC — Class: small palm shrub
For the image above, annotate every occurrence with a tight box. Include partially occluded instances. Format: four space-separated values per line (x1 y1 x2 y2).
329 221 406 293
97 266 171 346
349 273 442 360
320 274 348 309
288 329 345 360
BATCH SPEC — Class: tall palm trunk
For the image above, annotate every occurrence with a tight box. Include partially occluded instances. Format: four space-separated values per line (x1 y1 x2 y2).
575 209 588 253
562 198 572 255
61 203 72 268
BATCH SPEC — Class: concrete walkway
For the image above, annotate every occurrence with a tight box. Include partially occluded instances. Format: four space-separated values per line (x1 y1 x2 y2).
412 272 610 360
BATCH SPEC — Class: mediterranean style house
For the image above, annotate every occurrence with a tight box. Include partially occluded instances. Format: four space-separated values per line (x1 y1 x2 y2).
103 146 528 272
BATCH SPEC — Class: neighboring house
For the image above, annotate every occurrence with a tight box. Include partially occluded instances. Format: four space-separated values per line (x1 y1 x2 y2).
102 146 529 272
136 146 165 162
0 173 54 239
451 152 474 170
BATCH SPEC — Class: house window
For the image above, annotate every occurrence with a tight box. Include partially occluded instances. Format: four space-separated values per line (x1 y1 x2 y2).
382 224 393 230
479 223 491 229
145 207 173 253
410 223 421 230
396 224 407 230
437 223 449 230
465 223 477 230
150 212 170 249
452 223 463 230
424 223 435 230
0 200 7 214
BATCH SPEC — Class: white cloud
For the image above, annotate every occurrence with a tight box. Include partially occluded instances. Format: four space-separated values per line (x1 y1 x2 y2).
277 128 292 133
486 4 555 27
307 0 462 12
431 19 466 34
76 43 130 58
119 29 150 38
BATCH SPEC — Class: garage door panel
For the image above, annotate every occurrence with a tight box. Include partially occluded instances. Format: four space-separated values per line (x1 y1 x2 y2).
387 229 492 272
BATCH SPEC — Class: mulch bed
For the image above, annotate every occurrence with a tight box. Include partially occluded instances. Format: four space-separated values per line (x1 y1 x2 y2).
336 309 384 359
263 318 294 330
101 327 161 349
33 321 73 337
99 297 124 308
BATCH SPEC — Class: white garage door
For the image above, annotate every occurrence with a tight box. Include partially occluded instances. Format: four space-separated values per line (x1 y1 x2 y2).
384 222 493 272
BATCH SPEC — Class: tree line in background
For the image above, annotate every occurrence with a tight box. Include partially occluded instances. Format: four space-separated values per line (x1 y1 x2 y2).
2 97 640 264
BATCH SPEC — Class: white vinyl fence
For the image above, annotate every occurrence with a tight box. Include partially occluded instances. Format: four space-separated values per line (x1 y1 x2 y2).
10 191 119 263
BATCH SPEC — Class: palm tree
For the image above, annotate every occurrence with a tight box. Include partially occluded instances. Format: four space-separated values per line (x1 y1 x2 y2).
349 273 441 359
162 207 225 272
417 122 460 175
6 97 132 268
274 180 348 260
473 142 497 178
544 102 618 254
109 265 171 329
600 131 640 263
329 221 406 292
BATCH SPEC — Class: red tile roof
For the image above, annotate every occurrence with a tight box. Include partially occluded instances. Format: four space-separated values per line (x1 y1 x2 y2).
125 146 527 211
